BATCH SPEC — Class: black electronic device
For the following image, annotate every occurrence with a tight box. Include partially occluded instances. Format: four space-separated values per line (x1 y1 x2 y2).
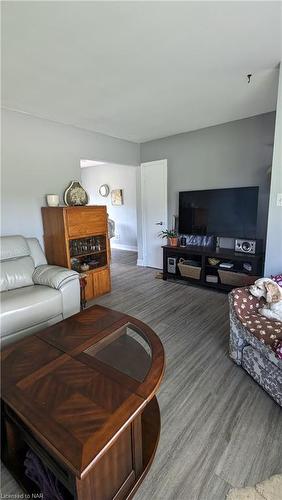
179 187 259 239
235 238 262 255
167 257 177 274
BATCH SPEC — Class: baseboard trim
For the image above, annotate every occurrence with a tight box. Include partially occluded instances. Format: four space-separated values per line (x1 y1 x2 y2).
111 243 138 252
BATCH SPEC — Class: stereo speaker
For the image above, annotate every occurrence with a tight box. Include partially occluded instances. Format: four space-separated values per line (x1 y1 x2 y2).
167 257 177 274
235 239 261 255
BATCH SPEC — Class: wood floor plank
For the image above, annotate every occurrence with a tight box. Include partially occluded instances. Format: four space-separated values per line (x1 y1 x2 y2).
215 388 282 488
1 249 281 500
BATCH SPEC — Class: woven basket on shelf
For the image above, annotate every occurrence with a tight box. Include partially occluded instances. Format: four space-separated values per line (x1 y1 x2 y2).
218 270 259 286
177 258 201 280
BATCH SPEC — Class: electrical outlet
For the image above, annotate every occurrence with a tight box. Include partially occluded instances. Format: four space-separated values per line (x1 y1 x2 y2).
277 193 282 207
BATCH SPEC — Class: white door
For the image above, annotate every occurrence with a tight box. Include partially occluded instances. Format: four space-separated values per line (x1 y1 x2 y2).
141 160 167 269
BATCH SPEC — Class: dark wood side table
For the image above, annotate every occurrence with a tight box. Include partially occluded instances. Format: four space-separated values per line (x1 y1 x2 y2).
1 306 165 500
162 244 263 291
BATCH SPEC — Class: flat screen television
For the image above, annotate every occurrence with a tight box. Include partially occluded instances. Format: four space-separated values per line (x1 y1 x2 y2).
178 187 259 238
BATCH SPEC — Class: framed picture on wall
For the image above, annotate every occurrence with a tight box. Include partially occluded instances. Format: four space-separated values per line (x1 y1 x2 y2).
111 189 123 206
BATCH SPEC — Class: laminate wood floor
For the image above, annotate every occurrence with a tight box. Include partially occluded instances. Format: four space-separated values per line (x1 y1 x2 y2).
1 250 281 500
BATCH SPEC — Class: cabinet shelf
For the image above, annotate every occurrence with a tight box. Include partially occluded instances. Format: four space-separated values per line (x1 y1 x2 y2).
70 249 106 259
205 264 256 275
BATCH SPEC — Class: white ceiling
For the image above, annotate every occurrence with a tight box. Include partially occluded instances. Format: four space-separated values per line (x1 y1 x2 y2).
2 1 281 143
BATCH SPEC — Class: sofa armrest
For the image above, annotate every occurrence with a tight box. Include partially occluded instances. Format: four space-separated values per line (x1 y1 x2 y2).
33 265 79 290
60 279 81 318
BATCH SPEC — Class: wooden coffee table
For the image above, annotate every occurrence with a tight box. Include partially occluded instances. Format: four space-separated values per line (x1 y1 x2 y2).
1 305 165 500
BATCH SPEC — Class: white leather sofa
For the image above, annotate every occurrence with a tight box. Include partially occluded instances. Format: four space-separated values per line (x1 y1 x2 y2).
0 235 80 347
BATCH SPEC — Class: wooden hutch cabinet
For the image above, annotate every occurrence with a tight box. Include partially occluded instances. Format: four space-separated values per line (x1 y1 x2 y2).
41 206 111 301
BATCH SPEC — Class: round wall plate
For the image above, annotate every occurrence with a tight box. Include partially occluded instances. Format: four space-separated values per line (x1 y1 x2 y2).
99 184 110 197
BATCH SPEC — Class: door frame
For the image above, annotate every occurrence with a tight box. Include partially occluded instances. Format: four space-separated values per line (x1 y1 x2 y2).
140 159 168 267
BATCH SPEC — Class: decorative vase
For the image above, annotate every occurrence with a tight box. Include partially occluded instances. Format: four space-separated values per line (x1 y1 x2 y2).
46 194 59 207
64 181 89 206
168 237 178 247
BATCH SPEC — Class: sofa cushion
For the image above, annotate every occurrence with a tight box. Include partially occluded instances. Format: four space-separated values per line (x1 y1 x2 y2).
0 256 35 291
230 299 282 369
0 235 30 261
271 274 282 287
230 287 282 351
26 238 47 267
1 285 62 337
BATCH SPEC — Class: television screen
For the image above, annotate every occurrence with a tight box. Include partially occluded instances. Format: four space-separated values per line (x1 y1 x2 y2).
179 187 259 238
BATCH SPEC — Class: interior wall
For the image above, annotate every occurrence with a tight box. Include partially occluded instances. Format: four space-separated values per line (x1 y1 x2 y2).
1 109 140 245
264 64 282 277
81 163 137 250
139 112 275 260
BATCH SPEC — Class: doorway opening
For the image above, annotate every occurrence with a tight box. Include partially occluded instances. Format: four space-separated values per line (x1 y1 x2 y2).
80 159 138 266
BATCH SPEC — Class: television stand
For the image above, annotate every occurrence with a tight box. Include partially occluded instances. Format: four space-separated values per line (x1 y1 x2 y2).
162 245 264 291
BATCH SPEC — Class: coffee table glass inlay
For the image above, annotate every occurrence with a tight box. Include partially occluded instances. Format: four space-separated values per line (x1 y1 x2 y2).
84 323 152 382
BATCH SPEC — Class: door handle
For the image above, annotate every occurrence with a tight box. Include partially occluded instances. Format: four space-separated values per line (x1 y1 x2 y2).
155 222 163 225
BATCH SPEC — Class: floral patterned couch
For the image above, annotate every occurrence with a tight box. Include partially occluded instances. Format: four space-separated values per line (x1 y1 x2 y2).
229 287 282 407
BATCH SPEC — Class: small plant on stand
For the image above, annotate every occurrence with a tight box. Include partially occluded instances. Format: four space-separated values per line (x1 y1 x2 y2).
159 229 178 247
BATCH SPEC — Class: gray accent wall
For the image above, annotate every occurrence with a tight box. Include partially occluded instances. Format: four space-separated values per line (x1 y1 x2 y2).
140 113 275 250
1 109 140 245
265 65 282 277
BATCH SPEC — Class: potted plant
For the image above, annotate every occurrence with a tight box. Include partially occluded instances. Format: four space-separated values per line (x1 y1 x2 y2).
159 229 178 247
